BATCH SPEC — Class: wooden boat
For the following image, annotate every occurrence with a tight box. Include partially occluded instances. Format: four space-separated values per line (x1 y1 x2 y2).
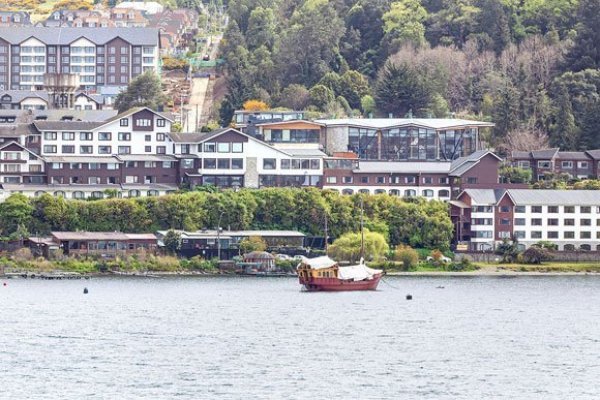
297 256 383 291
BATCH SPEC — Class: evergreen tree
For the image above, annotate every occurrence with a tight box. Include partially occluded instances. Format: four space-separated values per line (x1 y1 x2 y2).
551 86 578 150
477 0 510 55
374 61 433 117
563 0 600 72
114 71 166 113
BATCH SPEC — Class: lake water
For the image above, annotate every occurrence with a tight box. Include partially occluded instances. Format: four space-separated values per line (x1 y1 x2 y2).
1 275 599 399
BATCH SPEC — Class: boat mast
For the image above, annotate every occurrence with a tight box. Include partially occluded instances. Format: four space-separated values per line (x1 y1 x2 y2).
324 213 328 252
360 196 365 261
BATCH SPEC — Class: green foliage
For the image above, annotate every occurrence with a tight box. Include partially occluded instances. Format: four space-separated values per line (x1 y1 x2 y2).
163 230 182 254
309 84 335 110
375 61 433 117
328 229 389 263
495 239 520 263
0 189 454 251
500 166 532 184
394 245 419 269
239 236 267 254
114 71 167 113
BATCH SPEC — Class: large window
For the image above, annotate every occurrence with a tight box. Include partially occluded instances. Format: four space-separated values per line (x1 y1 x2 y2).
263 158 276 170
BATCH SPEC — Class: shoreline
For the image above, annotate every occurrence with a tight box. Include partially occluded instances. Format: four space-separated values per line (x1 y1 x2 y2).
3 269 600 279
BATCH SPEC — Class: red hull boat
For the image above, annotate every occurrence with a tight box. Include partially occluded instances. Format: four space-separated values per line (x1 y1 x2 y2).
299 273 383 291
297 256 383 292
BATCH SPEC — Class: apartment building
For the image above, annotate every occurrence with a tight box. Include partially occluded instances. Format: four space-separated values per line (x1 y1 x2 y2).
452 189 600 251
322 150 505 199
0 12 31 27
169 128 325 189
0 27 160 91
0 90 49 110
510 148 600 181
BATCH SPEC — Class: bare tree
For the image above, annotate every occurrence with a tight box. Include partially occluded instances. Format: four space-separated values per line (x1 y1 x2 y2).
504 125 551 152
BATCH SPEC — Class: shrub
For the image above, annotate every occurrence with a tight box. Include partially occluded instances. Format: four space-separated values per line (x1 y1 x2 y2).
12 248 33 262
394 245 419 270
522 246 553 264
185 256 217 272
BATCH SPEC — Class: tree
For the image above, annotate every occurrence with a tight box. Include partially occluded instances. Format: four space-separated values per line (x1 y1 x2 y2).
339 70 370 109
309 84 334 110
163 230 182 254
495 239 520 263
242 99 269 111
394 245 419 269
52 0 93 11
274 0 345 87
279 84 310 110
375 61 433 117
522 246 553 264
327 229 389 263
246 7 276 50
504 126 550 152
0 194 33 237
382 0 428 48
239 236 267 254
563 0 600 72
360 95 376 116
476 0 510 54
499 166 532 184
551 85 578 150
114 71 167 113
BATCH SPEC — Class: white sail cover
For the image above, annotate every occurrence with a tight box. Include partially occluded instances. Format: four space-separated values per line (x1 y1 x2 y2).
338 262 382 281
299 256 337 270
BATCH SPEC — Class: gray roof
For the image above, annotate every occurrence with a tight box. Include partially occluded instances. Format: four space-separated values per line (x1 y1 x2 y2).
556 151 591 161
462 189 504 205
0 90 48 103
507 189 600 206
280 148 327 157
168 132 212 143
530 148 559 159
315 118 494 130
33 121 103 131
463 188 600 206
355 161 451 174
0 123 37 137
0 27 159 45
36 109 118 121
511 150 530 158
586 150 600 160
449 150 501 176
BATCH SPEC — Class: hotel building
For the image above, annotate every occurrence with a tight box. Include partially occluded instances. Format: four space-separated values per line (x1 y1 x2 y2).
0 27 160 91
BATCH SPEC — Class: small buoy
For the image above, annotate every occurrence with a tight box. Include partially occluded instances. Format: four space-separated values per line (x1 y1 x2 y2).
436 286 445 289
406 294 412 300
2 282 6 286
83 288 88 294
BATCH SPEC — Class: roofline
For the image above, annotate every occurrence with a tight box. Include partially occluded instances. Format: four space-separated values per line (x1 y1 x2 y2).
0 140 44 160
254 120 325 127
93 107 173 130
318 120 495 130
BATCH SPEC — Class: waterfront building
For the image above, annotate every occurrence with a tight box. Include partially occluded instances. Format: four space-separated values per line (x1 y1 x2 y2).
0 27 160 91
169 127 325 189
452 189 600 251
156 230 306 259
28 231 158 258
322 150 504 199
510 148 600 181
232 110 307 137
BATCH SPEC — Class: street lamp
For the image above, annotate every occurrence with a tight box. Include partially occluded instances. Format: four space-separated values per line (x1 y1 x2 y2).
217 210 225 260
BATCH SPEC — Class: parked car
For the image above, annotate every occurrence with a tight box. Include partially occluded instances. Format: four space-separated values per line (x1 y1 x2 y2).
202 54 210 61
276 254 292 261
293 255 308 262
426 255 452 263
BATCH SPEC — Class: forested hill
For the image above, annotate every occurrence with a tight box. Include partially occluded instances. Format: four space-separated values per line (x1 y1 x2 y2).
218 0 600 153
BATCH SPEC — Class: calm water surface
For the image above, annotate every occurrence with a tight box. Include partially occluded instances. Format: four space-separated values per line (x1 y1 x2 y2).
1 276 599 399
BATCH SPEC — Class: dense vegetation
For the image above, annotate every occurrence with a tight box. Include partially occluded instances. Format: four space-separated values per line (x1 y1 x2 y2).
218 0 600 152
0 188 453 250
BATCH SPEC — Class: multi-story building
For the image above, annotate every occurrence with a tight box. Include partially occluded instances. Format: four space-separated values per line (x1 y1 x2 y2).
169 128 325 189
0 27 160 91
322 150 505 199
233 110 307 137
0 90 49 110
510 148 600 181
0 12 31 27
43 10 113 28
110 9 148 27
452 189 600 251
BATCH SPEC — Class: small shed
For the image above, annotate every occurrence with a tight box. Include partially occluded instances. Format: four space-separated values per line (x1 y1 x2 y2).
243 251 276 272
